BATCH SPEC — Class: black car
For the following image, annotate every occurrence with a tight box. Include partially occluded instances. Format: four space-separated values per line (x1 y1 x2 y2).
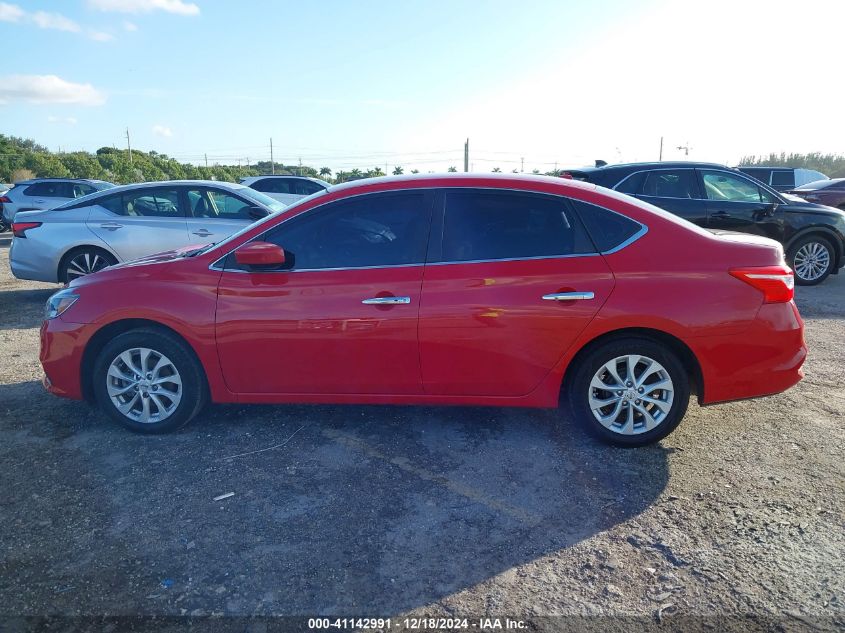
563 162 845 285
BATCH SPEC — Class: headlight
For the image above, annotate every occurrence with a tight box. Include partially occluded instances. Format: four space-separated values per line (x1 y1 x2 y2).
45 289 79 320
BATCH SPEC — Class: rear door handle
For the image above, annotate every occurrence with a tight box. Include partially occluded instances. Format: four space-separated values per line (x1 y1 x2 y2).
542 291 595 301
100 222 123 230
192 229 213 237
361 296 411 305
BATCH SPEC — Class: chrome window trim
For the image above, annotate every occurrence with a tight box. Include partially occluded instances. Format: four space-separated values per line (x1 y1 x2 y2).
208 185 649 273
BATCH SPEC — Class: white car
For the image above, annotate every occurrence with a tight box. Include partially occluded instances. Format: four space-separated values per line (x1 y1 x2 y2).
10 180 289 283
0 178 115 226
239 175 330 205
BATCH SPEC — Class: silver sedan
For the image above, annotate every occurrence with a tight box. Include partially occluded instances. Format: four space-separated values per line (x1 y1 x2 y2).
9 180 287 283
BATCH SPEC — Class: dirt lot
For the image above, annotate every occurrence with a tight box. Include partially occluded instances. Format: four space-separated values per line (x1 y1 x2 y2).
0 233 843 631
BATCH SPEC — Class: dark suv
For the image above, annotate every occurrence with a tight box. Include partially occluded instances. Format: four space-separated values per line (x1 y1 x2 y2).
563 162 845 285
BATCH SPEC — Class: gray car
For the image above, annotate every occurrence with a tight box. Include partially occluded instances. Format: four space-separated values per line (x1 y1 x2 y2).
239 175 330 205
0 178 116 225
10 180 286 283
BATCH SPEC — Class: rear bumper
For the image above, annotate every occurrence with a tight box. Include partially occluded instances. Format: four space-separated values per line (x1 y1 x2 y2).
693 301 806 405
40 318 91 400
10 238 61 283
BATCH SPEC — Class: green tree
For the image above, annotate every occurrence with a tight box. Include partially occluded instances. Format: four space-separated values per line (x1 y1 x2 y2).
447 166 457 172
410 169 419 174
319 166 332 179
492 167 501 173
392 166 404 175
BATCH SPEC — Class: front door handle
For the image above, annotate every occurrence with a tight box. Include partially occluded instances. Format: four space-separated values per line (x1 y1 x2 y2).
100 222 123 230
361 296 411 305
192 229 213 237
542 291 595 301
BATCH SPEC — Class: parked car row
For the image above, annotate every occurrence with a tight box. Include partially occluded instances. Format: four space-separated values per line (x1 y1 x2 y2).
6 176 328 282
40 173 806 447
561 162 845 285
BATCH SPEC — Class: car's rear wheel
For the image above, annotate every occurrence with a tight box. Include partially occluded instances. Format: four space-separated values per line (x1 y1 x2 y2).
788 235 834 286
93 328 207 433
566 338 690 447
59 247 117 283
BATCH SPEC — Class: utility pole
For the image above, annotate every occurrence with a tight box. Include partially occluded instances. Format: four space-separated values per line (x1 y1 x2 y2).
125 127 133 167
298 157 302 176
463 138 469 173
659 136 664 161
204 153 208 168
677 142 691 157
520 157 525 173
270 137 274 174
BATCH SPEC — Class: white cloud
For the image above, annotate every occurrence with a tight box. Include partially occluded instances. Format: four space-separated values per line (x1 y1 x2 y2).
31 10 81 32
0 2 24 22
88 0 200 15
88 30 114 41
0 75 106 106
122 20 138 31
152 124 173 137
47 115 78 125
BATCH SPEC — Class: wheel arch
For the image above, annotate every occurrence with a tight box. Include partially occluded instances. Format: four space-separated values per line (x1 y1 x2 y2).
560 327 704 403
80 318 208 403
784 227 843 265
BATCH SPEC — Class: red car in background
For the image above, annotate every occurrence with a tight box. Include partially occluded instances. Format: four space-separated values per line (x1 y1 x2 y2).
39 174 806 446
790 178 845 210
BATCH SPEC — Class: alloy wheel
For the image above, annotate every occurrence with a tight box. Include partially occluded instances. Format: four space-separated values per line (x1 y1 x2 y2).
588 354 675 435
66 251 111 280
793 241 831 282
106 348 183 424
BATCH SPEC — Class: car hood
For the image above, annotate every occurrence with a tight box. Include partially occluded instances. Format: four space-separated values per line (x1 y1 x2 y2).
67 243 208 289
779 200 845 218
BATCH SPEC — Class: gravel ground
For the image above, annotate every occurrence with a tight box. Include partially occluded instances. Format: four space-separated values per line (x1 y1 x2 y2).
0 233 843 631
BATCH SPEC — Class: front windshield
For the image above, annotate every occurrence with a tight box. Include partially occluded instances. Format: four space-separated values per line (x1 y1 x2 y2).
234 185 288 213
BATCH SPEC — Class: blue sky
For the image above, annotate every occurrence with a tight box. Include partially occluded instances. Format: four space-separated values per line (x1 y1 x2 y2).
2 0 844 173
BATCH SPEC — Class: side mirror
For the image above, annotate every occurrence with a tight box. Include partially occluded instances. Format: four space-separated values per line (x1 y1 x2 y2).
247 205 270 220
234 241 285 269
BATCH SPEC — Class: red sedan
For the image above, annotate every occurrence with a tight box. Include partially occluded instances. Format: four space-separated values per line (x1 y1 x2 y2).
39 174 806 446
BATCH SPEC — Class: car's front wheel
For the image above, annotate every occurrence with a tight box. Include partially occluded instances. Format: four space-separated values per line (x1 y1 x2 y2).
788 235 834 286
566 338 690 447
93 328 207 433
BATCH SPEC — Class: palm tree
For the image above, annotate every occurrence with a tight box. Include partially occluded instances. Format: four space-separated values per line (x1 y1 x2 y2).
447 166 457 172
319 166 332 179
349 168 362 180
492 167 501 173
369 166 385 177
392 166 404 175
411 169 420 174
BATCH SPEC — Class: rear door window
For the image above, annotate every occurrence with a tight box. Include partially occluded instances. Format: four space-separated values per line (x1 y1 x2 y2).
436 190 594 263
24 182 70 198
640 170 697 199
701 170 775 203
107 188 185 217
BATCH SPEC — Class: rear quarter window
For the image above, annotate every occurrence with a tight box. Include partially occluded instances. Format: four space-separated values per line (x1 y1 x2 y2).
569 199 644 253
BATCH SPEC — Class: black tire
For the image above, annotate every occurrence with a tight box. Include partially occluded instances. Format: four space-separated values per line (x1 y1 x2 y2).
59 246 117 283
787 235 835 286
93 328 207 434
565 337 690 447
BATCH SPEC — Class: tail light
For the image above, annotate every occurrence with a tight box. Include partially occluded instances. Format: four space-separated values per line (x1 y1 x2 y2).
0 195 10 204
729 265 794 303
12 222 42 238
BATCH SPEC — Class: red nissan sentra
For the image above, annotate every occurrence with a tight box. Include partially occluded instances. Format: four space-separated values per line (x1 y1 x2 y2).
39 174 806 446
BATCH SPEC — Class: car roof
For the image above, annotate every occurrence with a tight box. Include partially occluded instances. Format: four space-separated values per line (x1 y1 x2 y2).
14 177 112 184
568 161 730 174
326 172 597 194
240 175 331 185
50 179 250 207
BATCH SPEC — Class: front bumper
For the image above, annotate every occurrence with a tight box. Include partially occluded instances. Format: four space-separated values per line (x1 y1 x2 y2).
40 318 91 400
